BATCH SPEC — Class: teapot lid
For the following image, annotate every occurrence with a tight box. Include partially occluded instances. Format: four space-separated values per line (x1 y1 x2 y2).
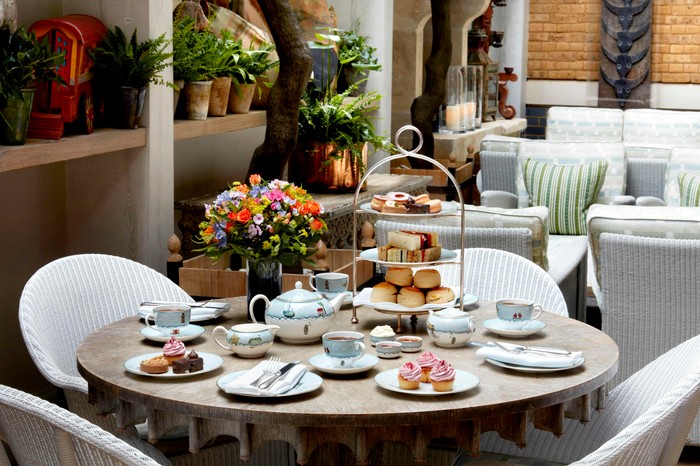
277 281 324 303
433 308 470 318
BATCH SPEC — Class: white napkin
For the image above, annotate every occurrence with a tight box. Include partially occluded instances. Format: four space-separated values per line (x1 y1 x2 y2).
138 301 229 321
224 361 307 396
476 341 584 368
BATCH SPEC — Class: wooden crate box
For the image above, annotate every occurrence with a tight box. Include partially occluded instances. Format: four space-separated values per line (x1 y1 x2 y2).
179 250 373 298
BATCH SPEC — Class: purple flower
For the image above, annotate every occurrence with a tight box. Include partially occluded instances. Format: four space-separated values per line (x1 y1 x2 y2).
253 213 264 225
247 224 262 237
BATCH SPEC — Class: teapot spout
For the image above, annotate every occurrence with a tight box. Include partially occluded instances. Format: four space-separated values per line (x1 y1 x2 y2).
329 293 346 313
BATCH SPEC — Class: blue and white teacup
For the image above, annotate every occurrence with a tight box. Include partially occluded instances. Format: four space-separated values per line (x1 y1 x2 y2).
309 272 349 299
322 330 365 367
145 304 191 336
496 299 543 330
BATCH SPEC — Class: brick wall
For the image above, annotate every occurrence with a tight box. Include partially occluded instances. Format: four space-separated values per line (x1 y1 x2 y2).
528 0 700 84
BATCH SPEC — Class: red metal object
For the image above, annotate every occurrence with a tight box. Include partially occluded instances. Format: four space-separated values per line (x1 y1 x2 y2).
27 15 107 139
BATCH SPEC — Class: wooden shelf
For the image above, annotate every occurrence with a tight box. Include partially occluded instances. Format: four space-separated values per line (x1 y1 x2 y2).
0 127 148 174
173 111 267 141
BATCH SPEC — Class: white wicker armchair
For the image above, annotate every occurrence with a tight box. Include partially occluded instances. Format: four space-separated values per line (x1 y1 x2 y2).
453 334 700 465
0 384 170 466
435 248 569 317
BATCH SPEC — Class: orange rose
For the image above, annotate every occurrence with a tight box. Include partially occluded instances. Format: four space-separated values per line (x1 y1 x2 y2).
249 174 262 185
236 209 252 223
307 201 322 216
310 218 324 231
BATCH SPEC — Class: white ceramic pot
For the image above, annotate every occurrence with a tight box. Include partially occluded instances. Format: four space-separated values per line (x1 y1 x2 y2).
212 323 279 358
426 308 476 347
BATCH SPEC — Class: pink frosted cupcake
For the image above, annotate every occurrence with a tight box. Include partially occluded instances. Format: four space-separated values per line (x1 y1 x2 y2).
162 336 186 365
416 351 439 383
397 361 422 390
429 359 456 392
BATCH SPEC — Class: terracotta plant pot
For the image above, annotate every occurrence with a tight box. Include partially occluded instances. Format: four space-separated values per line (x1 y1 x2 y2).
183 80 212 120
0 88 35 145
208 76 232 117
288 141 368 193
227 82 256 114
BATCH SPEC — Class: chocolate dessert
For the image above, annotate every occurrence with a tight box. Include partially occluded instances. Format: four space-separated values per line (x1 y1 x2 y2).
172 350 204 374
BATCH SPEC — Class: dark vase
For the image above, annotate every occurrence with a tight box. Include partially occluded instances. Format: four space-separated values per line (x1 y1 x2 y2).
118 86 146 129
338 66 370 97
247 260 282 323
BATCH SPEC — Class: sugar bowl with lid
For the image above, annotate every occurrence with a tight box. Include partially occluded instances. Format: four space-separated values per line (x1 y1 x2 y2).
250 281 343 343
426 308 476 347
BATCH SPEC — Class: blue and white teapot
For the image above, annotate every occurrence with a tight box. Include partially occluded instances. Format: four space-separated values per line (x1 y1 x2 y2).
250 281 343 343
426 308 476 347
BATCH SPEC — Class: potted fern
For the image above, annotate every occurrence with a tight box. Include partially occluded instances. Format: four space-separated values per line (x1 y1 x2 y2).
289 83 391 193
0 23 64 144
89 26 171 129
226 39 277 114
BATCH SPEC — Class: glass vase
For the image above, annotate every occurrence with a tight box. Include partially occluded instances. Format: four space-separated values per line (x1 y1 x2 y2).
247 259 282 323
439 65 466 134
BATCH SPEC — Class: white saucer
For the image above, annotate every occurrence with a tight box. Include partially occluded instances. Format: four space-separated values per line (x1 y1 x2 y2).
140 324 205 342
374 368 480 396
308 353 379 375
482 318 546 338
485 357 585 373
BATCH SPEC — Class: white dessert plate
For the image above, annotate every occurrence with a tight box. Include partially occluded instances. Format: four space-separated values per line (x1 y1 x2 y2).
308 353 379 375
359 248 458 266
353 287 469 313
124 352 223 378
216 370 323 398
482 318 546 338
140 324 205 342
359 201 458 216
485 357 585 373
374 368 480 396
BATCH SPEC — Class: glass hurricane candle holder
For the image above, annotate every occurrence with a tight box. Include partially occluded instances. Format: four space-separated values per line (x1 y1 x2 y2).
468 65 484 129
439 65 466 134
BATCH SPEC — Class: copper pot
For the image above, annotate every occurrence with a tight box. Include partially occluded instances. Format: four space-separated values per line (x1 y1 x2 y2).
289 142 368 193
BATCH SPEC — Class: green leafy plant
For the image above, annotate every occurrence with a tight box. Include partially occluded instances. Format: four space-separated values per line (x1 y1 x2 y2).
89 26 172 89
336 29 381 71
172 17 220 83
0 23 65 106
213 31 277 97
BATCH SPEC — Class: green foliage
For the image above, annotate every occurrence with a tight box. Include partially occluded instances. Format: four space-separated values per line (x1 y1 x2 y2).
215 31 277 86
336 29 381 71
172 18 222 83
89 26 172 89
297 83 392 171
0 23 65 105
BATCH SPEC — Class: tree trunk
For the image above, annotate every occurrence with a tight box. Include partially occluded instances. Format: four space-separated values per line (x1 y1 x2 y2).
409 0 452 168
247 0 313 180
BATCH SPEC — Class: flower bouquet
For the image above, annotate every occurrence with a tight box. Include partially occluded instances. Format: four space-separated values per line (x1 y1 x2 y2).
197 175 328 321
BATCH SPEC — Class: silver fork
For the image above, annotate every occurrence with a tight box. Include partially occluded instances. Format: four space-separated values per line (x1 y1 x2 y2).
250 357 280 387
494 342 572 357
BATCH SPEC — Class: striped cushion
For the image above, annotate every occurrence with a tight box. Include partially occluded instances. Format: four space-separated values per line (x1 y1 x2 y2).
523 158 608 235
679 171 700 206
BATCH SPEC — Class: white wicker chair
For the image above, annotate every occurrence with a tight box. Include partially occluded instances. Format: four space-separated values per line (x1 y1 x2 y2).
436 248 569 317
453 333 700 466
0 384 170 466
18 254 291 466
596 232 700 444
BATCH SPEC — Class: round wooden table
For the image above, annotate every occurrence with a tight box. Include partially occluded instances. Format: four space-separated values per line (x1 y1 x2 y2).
77 298 618 465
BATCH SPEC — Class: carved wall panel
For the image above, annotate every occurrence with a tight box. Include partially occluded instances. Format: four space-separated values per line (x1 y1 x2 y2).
598 0 652 109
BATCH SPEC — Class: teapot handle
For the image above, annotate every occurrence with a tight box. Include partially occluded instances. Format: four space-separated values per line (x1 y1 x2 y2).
212 326 231 351
248 294 271 324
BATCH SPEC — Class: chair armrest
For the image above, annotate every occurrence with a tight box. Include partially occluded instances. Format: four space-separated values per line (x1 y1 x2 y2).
479 191 518 209
635 196 666 206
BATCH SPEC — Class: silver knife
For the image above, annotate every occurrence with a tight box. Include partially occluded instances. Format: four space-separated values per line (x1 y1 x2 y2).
257 360 302 390
470 341 572 356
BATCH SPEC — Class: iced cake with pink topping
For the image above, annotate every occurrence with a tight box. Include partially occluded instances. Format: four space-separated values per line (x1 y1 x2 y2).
429 359 456 392
416 351 439 383
397 361 422 390
162 336 186 365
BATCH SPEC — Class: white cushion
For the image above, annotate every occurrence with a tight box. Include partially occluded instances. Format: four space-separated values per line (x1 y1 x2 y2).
546 106 623 142
623 109 700 146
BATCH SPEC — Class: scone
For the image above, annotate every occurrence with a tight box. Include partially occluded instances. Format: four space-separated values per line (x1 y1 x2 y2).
397 286 426 308
385 267 413 287
162 336 186 365
413 269 441 289
416 351 439 383
397 361 422 390
425 286 456 304
371 282 398 303
140 355 169 374
430 359 456 392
